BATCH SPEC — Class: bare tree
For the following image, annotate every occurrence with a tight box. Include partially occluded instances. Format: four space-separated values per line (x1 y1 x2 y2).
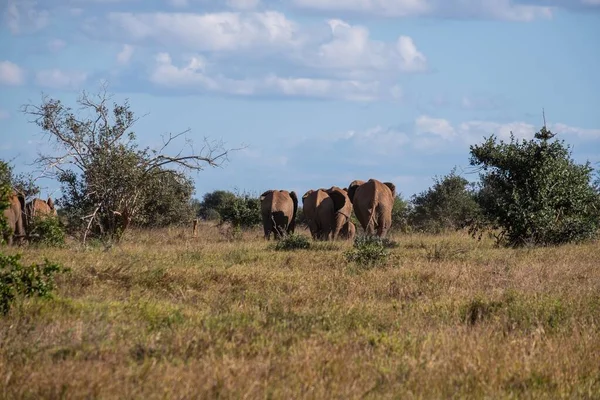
21 85 241 243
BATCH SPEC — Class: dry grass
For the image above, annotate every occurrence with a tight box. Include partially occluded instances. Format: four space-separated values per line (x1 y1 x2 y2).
1 223 599 399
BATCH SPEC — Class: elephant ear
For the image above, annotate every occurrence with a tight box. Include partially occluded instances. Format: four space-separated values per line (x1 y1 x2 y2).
347 180 364 203
383 182 396 197
260 190 273 202
289 191 298 221
47 197 54 210
326 188 348 214
302 190 313 202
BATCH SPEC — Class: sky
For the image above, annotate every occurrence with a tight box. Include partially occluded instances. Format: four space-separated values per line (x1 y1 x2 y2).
1 0 599 202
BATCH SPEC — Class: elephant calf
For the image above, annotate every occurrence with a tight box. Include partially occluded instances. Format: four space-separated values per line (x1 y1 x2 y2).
260 189 298 240
302 186 354 241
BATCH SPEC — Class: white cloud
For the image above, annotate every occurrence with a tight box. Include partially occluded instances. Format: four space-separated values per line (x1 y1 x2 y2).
116 44 135 65
106 11 301 52
415 115 456 139
150 52 400 101
0 61 25 85
305 20 427 75
48 39 67 52
290 0 552 21
35 69 87 90
4 0 49 34
414 116 600 150
340 126 411 154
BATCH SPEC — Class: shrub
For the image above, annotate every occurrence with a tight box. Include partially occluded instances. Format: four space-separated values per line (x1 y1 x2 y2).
26 215 66 247
219 191 262 229
0 253 67 314
391 195 412 233
469 127 600 247
344 235 391 268
409 168 480 234
274 234 311 251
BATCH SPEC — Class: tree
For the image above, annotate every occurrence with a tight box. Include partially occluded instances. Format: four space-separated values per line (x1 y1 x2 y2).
22 86 238 243
197 190 237 220
136 170 196 228
469 127 600 247
409 169 480 234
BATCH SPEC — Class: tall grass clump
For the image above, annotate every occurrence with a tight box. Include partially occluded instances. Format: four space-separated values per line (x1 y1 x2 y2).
274 233 311 251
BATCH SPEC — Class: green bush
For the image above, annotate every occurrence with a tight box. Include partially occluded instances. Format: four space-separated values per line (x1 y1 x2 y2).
219 191 262 229
344 236 391 268
409 168 480 234
0 253 68 314
469 127 600 247
27 215 66 247
274 234 311 251
391 195 412 233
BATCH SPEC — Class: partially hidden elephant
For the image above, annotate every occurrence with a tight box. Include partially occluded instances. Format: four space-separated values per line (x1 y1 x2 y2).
260 190 298 240
339 220 356 241
347 179 396 238
302 189 334 240
302 186 354 241
2 191 25 246
24 197 58 231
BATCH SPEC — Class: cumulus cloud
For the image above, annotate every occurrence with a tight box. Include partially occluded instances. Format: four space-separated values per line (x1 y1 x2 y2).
149 52 402 100
105 11 301 52
0 61 25 85
4 0 49 34
414 116 600 150
290 0 552 21
116 44 135 65
305 20 427 75
35 69 87 90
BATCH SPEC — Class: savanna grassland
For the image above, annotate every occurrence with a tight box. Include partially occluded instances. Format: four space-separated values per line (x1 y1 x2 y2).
1 224 599 399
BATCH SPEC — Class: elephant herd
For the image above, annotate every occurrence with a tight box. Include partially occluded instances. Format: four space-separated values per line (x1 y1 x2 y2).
260 178 396 241
1 191 58 245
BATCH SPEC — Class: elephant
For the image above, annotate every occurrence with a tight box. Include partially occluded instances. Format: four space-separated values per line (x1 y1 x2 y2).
260 189 298 240
2 191 25 246
347 179 396 238
339 220 356 241
24 197 58 231
302 189 334 240
325 186 354 240
302 186 354 241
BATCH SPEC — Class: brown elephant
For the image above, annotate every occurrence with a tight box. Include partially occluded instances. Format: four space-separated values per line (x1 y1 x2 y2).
339 220 356 241
2 191 25 246
260 190 298 240
347 179 396 238
302 186 354 241
325 186 354 240
302 189 334 240
24 197 58 231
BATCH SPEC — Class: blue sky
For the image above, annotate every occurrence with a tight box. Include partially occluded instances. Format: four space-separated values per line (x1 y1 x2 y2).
1 0 599 202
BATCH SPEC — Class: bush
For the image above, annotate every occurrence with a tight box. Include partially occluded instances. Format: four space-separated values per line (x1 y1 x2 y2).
469 127 600 247
0 253 67 314
344 236 391 268
409 168 480 234
26 215 66 247
274 234 311 251
391 195 412 233
219 191 262 229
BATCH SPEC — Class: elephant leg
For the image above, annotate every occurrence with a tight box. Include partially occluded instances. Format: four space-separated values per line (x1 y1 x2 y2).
308 221 319 240
331 213 346 241
376 212 391 238
263 216 273 240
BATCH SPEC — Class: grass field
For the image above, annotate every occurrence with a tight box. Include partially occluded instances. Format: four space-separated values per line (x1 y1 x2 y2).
1 223 599 399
